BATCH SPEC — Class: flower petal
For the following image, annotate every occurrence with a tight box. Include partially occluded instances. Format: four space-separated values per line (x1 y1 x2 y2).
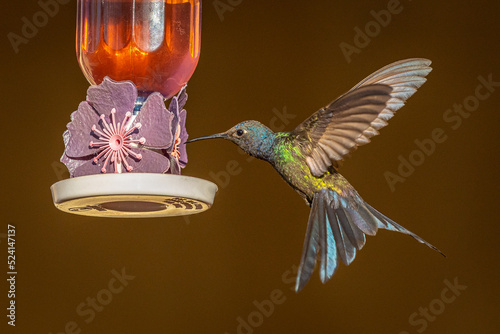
86 77 137 119
168 95 180 117
168 156 181 175
128 148 170 173
72 159 102 178
178 109 188 167
61 152 90 178
166 100 181 152
176 85 188 111
65 102 100 158
166 84 187 134
134 93 173 149
72 148 170 177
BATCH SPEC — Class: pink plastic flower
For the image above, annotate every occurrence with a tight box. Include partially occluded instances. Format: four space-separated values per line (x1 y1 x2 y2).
61 77 188 177
163 85 189 175
89 108 146 173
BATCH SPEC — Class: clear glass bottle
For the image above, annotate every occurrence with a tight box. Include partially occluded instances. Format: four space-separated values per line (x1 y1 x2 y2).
76 0 201 100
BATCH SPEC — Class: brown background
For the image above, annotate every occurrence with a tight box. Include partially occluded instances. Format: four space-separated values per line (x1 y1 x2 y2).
1 0 499 333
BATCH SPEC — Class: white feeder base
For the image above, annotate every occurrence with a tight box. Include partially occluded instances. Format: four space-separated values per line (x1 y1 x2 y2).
50 173 218 218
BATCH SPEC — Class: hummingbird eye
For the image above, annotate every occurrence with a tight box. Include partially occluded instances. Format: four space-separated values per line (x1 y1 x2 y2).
236 129 244 137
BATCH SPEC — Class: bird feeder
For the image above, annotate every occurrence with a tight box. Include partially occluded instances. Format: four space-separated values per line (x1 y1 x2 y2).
50 0 217 218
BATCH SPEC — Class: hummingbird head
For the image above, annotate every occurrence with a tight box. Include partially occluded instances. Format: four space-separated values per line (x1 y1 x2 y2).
188 120 275 158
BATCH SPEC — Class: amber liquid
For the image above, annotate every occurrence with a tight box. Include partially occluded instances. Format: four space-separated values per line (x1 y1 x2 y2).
77 0 201 99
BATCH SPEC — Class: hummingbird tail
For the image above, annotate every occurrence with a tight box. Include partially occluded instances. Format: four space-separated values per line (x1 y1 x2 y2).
295 189 443 292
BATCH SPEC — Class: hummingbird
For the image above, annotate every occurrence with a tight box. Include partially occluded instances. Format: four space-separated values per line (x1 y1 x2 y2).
188 58 443 292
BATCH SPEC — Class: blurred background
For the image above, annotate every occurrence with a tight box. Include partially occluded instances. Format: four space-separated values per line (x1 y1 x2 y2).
1 0 499 333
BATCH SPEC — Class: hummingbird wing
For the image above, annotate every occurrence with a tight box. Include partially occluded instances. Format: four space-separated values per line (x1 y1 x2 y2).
292 58 432 177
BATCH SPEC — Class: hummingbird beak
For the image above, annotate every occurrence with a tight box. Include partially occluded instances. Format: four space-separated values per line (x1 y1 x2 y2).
186 132 228 143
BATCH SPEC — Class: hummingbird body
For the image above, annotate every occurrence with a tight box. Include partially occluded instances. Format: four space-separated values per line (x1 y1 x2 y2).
261 130 352 203
189 59 443 291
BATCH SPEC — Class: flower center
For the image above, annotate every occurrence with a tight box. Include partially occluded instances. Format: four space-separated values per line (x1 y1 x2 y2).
89 108 146 173
172 124 181 159
109 134 124 151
